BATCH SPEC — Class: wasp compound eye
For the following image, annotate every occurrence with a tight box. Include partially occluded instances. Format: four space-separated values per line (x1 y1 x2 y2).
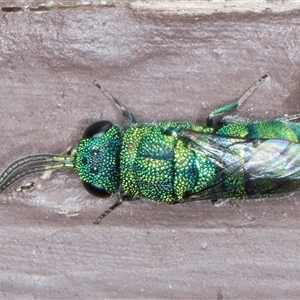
83 121 113 138
82 181 111 197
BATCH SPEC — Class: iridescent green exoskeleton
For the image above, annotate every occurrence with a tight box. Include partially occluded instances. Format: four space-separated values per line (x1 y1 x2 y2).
1 73 300 224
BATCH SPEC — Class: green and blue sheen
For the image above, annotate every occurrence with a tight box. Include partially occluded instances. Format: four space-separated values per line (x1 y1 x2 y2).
3 76 300 223
75 116 300 203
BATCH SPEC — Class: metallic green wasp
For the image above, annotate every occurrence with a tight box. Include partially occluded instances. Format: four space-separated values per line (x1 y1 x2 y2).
1 73 300 223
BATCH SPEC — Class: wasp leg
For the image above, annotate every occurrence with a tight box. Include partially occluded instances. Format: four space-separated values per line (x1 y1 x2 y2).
229 200 254 221
212 199 254 221
93 195 123 224
94 82 137 124
217 115 251 125
220 112 300 126
278 113 300 122
93 193 141 224
207 72 270 127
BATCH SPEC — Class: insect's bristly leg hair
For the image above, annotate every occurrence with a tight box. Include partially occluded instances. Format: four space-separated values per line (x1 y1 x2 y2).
229 200 254 221
94 82 137 124
236 72 270 108
279 113 300 122
93 195 123 225
207 72 270 127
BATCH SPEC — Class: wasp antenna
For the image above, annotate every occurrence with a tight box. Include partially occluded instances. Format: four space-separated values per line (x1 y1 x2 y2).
0 155 74 193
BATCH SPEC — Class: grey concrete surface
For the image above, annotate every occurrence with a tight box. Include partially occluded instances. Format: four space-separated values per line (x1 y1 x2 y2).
0 2 300 299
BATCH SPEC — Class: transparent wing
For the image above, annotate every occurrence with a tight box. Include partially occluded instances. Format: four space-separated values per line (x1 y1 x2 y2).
178 130 300 201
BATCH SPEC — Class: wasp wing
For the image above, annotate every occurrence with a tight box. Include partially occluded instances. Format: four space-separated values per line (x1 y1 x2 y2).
178 130 300 201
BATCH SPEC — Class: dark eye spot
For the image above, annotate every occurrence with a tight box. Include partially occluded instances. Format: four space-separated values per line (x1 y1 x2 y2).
91 166 98 174
91 149 99 156
82 157 87 165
